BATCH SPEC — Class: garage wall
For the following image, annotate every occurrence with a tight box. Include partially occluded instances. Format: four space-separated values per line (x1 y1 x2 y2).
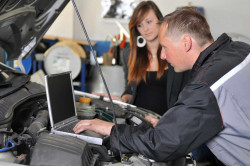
46 0 250 41
157 0 250 40
46 2 74 39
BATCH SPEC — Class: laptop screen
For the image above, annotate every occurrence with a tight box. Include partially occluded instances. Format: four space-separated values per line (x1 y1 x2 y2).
45 72 76 124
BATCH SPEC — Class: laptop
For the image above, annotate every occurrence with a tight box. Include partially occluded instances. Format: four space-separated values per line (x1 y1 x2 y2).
44 71 104 145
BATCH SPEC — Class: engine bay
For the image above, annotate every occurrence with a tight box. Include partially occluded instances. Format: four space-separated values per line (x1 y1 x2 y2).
1 90 193 166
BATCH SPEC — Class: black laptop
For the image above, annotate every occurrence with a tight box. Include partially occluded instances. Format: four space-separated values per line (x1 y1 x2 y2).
44 71 104 145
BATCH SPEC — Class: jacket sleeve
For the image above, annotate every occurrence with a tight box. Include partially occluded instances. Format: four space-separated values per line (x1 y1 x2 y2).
110 82 224 161
121 47 133 96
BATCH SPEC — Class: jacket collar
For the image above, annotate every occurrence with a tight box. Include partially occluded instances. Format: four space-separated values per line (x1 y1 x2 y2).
191 33 231 75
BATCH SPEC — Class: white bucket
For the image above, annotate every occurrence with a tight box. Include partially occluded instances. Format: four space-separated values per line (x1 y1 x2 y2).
43 41 86 79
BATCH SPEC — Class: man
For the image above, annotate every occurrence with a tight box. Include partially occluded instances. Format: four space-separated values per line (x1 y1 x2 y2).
74 7 250 165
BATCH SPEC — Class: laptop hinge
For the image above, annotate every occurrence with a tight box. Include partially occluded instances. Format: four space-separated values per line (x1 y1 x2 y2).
54 116 78 129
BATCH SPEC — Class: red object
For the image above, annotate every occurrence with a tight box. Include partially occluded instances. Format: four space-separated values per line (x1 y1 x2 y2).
120 34 126 49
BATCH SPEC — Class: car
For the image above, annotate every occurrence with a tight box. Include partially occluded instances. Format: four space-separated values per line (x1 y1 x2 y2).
0 1 196 165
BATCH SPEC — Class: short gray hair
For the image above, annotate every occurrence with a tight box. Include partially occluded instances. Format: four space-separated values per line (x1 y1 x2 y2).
160 7 214 47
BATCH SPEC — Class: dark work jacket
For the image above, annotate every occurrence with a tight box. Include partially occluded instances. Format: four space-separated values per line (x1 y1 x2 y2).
121 48 190 110
110 33 250 162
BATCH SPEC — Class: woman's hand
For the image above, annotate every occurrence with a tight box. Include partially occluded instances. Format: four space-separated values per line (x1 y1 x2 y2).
121 94 132 103
73 119 114 136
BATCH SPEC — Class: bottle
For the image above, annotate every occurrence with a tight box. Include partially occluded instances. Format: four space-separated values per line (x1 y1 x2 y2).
79 97 91 108
76 97 96 119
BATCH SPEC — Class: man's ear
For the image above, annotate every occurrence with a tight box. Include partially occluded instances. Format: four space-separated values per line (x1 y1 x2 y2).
183 35 192 52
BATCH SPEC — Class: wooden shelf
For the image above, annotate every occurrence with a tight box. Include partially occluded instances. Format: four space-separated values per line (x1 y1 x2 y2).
43 35 96 46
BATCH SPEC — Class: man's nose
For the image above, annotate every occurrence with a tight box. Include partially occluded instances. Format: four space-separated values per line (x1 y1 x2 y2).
160 49 166 60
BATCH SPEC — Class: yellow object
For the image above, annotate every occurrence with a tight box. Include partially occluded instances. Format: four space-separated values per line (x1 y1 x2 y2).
79 97 91 103
43 35 96 46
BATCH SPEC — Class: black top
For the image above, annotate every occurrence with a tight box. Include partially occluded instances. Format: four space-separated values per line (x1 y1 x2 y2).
134 70 168 115
122 48 191 111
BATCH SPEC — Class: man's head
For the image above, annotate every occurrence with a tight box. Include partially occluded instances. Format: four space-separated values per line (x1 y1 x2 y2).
159 7 214 72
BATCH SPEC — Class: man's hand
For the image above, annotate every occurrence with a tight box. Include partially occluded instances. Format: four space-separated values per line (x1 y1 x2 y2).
145 116 159 128
73 119 114 136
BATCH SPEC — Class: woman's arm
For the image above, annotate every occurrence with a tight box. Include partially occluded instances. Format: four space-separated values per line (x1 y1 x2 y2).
121 48 133 97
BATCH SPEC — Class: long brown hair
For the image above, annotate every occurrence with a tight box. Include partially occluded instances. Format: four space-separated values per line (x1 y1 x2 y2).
128 1 168 85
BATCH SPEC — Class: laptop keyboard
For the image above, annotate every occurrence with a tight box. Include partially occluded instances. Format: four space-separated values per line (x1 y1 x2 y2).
58 120 79 133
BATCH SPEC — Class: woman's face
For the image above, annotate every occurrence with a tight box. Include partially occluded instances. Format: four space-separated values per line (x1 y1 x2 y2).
136 9 160 42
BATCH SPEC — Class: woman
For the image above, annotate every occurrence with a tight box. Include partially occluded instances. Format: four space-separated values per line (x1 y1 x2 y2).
96 1 189 115
120 1 189 115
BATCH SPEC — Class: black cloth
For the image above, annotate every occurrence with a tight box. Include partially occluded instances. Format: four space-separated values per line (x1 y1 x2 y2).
121 48 190 110
134 70 168 115
110 33 250 161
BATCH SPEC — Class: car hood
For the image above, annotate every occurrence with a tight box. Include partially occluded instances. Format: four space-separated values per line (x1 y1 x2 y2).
0 0 69 61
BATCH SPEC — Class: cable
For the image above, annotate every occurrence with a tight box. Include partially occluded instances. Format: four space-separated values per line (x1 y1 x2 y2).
0 130 13 134
71 0 123 160
80 110 112 122
0 140 15 152
95 108 113 119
